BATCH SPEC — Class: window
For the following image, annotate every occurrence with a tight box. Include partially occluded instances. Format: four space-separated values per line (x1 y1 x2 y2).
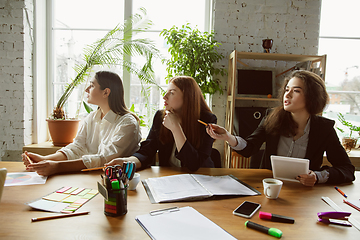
319 0 360 139
49 0 211 137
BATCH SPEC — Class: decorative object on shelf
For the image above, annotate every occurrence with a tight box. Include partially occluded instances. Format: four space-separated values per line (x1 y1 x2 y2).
160 23 226 95
262 38 273 53
48 8 160 146
336 113 360 152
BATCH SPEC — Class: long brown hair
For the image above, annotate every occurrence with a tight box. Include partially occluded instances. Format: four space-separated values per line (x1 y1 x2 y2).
95 71 139 121
265 70 329 136
159 76 212 148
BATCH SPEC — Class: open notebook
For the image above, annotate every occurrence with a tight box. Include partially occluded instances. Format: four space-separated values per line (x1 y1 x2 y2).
142 174 260 203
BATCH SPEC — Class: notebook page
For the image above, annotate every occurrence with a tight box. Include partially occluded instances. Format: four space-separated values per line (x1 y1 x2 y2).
145 174 210 203
192 174 258 196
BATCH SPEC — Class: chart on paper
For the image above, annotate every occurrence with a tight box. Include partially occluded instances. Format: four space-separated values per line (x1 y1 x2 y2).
5 172 47 186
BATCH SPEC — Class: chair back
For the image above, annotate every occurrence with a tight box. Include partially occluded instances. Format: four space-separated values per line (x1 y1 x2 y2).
211 148 222 168
0 168 7 202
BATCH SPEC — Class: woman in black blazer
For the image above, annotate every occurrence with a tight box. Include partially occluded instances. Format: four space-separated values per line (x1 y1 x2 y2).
107 76 217 171
207 70 355 186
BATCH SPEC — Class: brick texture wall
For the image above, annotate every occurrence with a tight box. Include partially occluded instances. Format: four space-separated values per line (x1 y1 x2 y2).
211 0 322 160
0 0 33 161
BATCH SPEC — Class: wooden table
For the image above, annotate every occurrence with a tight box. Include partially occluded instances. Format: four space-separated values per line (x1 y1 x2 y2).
0 162 359 240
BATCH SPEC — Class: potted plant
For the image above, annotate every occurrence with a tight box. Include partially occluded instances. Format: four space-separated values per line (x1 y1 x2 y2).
336 113 360 152
160 24 226 96
48 8 160 146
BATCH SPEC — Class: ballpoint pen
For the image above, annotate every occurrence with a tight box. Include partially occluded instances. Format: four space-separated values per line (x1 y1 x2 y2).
334 186 347 198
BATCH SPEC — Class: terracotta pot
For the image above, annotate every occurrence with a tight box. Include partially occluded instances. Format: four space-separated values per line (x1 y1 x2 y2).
46 119 80 147
342 137 357 153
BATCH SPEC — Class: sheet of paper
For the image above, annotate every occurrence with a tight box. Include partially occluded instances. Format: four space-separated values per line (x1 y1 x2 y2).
145 174 210 203
27 199 70 213
5 172 47 187
192 174 258 196
136 206 237 240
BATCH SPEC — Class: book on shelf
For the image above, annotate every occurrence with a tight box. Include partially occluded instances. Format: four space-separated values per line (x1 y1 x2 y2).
142 173 260 203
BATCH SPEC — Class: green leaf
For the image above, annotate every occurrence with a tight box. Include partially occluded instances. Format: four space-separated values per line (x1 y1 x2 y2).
83 101 94 113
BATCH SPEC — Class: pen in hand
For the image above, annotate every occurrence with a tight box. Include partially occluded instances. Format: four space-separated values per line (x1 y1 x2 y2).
197 120 208 127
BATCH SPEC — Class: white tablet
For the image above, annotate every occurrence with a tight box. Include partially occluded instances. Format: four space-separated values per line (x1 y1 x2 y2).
270 155 309 182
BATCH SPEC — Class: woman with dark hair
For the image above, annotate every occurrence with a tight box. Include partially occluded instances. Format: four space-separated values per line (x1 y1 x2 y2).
106 76 217 171
207 70 355 186
22 71 141 176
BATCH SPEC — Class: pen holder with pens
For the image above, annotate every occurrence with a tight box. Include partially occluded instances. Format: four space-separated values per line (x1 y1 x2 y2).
98 162 136 217
104 186 128 217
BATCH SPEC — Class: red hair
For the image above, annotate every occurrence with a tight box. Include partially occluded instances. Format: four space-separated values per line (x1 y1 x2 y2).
159 76 212 148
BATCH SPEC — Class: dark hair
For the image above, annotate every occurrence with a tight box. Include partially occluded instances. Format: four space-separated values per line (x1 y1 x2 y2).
159 76 212 148
265 70 329 136
94 71 138 120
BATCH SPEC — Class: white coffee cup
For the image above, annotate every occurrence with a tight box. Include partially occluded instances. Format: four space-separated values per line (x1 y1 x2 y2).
0 168 7 202
263 178 283 199
128 173 140 191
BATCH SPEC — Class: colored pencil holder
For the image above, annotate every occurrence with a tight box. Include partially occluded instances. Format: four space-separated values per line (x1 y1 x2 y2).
104 186 127 217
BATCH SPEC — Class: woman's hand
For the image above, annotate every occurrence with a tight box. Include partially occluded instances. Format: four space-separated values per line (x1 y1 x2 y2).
26 160 59 176
296 170 317 186
22 151 45 167
206 124 238 147
162 110 181 132
105 156 141 169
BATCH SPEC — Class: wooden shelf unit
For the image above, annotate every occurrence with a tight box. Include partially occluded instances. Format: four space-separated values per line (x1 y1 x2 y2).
224 50 327 168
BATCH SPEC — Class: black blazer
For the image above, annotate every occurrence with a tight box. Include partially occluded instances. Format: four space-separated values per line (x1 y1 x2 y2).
238 115 355 184
133 110 217 171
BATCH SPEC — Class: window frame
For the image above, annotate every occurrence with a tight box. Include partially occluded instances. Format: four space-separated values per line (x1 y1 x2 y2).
34 0 212 143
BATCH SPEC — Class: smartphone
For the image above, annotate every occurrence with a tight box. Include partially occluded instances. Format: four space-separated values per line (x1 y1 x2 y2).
233 201 261 218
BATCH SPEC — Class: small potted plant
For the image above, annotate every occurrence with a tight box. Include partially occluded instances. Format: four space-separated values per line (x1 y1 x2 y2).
48 8 160 146
336 113 360 152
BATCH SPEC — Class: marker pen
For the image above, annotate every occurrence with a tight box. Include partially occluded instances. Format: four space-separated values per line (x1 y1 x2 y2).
245 221 282 238
259 211 295 224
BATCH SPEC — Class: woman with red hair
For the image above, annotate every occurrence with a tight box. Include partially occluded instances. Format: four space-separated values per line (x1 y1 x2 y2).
107 76 217 171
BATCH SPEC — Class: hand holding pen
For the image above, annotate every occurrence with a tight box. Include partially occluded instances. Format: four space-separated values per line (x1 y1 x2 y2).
204 123 238 147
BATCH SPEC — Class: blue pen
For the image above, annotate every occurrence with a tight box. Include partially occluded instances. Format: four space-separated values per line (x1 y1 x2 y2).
127 162 134 179
125 162 129 174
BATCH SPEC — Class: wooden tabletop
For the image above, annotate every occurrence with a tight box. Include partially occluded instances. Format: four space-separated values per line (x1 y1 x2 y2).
0 162 359 240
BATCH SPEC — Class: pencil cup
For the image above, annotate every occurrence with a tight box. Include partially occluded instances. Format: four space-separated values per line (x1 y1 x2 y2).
104 186 128 217
263 178 283 199
128 173 140 191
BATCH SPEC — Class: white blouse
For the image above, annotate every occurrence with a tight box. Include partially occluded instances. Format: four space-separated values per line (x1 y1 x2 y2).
59 109 141 168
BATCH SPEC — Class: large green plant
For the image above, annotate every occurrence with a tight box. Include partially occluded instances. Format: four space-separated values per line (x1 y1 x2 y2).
160 24 226 95
52 8 160 119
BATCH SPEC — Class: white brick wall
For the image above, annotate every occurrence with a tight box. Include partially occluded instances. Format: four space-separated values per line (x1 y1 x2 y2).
211 0 322 161
0 0 33 161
